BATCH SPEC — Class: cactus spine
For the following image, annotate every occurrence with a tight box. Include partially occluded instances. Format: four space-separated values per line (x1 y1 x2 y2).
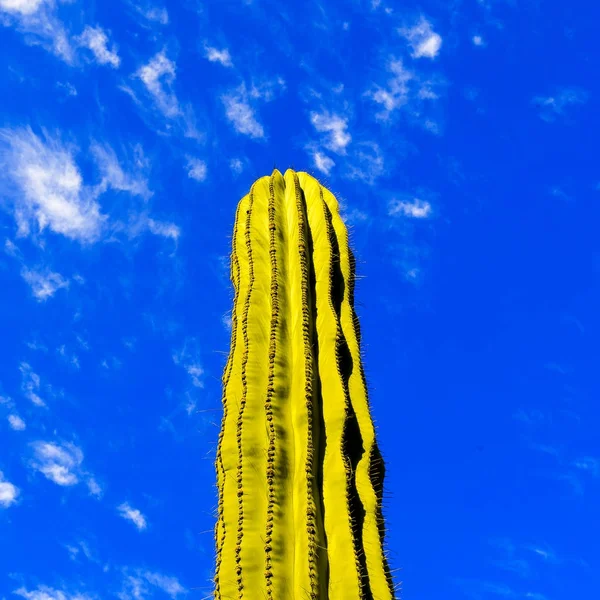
214 169 395 599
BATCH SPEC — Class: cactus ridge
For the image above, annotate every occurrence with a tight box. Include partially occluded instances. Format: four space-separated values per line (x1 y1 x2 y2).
235 184 256 597
263 175 278 597
214 201 240 598
214 169 396 600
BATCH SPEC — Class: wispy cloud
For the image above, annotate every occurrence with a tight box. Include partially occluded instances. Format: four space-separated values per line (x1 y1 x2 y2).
310 110 352 154
364 58 412 119
247 76 286 102
186 157 207 182
0 470 19 508
573 456 600 477
86 477 102 498
388 197 432 218
76 25 120 68
0 0 46 15
312 151 335 175
119 570 186 599
14 585 93 600
221 84 265 139
513 407 546 425
229 158 244 175
21 267 69 301
0 0 74 62
173 338 204 388
117 502 147 530
203 43 233 67
144 216 180 241
363 57 442 127
136 51 181 118
133 2 168 25
0 127 106 243
30 440 85 485
0 127 178 247
454 578 516 598
8 414 26 430
526 544 560 564
221 78 285 139
343 140 386 185
399 16 442 59
20 361 46 406
533 87 588 122
90 142 151 199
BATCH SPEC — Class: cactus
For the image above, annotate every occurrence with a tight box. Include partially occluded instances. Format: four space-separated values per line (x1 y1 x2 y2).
214 169 395 599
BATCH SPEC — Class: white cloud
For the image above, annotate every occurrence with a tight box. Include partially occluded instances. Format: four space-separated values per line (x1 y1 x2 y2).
145 217 180 240
8 414 26 430
222 313 232 331
57 345 80 369
221 85 265 138
573 456 600 477
0 0 73 62
389 198 432 218
0 127 106 242
364 59 412 120
313 151 335 175
30 440 84 486
135 4 168 25
0 132 171 245
186 158 207 182
472 35 484 46
5 238 20 257
20 362 46 406
119 571 185 600
86 477 102 498
173 339 204 388
247 76 286 102
118 502 147 530
136 51 181 118
14 585 93 600
399 16 442 59
56 81 77 97
76 25 120 68
344 141 385 185
142 572 185 598
527 545 559 563
204 44 233 67
310 110 351 154
117 210 180 242
533 87 588 122
229 158 244 175
90 142 151 199
341 207 369 226
0 0 45 15
21 267 69 301
0 471 19 507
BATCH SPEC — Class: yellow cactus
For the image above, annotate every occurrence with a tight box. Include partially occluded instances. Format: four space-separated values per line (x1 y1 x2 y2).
214 169 396 599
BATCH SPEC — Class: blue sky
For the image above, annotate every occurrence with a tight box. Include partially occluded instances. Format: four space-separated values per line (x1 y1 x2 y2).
0 0 597 598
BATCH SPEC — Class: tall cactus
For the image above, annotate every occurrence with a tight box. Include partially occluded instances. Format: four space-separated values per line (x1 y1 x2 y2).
214 169 395 599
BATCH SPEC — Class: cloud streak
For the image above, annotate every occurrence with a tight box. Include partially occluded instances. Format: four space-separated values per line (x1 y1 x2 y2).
0 127 106 243
533 87 588 122
21 267 69 301
117 502 147 530
399 17 442 59
76 25 120 67
30 440 85 486
136 51 181 118
0 471 19 507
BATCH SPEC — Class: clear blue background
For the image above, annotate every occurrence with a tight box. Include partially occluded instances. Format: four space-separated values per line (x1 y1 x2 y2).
0 1 597 599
